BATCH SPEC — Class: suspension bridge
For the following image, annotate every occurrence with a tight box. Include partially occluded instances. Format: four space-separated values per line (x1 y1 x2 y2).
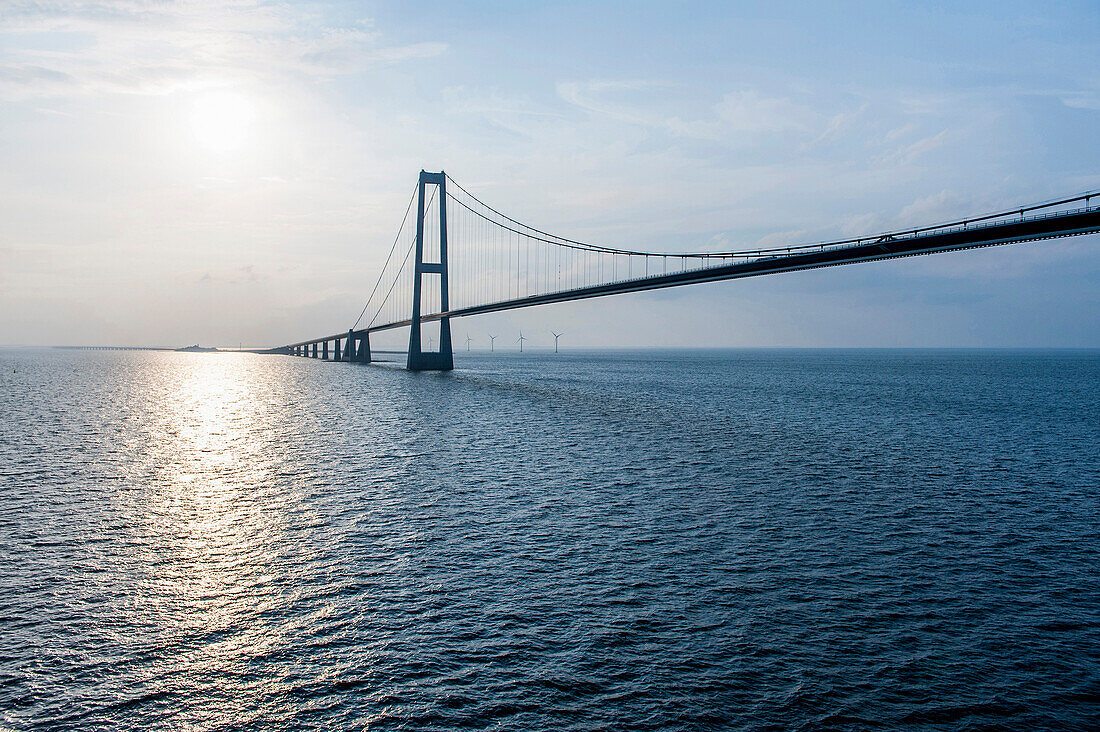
283 171 1100 370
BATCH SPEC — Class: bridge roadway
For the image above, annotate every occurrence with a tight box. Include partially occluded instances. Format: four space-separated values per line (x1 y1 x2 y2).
286 204 1100 351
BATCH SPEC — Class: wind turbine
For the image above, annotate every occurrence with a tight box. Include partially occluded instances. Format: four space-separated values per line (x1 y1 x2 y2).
488 334 497 352
551 331 563 353
517 331 527 353
465 333 473 351
428 336 434 351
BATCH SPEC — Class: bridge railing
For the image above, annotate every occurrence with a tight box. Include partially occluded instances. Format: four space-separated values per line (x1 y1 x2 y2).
284 175 1098 364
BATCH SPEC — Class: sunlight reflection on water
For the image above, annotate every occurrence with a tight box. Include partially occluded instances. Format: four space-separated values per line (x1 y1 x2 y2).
1 349 1098 730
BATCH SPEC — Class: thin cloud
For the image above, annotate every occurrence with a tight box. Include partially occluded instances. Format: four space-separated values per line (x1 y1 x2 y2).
555 79 671 127
878 129 950 166
1060 91 1100 110
898 189 974 225
557 80 857 148
0 0 446 98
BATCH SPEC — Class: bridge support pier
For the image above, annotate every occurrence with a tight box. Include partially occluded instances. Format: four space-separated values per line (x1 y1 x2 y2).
407 170 454 371
334 337 342 362
355 332 371 363
323 341 329 360
344 330 355 361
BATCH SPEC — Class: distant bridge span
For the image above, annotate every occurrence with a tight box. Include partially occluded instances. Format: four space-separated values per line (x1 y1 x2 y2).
284 171 1099 369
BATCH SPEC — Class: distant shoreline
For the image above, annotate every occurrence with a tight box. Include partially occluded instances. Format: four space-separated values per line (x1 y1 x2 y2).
1 345 1095 353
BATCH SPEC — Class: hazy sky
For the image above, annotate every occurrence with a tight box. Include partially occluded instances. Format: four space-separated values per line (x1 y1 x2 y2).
1 0 1097 348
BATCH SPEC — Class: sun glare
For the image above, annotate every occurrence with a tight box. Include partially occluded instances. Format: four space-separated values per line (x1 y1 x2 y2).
190 90 255 153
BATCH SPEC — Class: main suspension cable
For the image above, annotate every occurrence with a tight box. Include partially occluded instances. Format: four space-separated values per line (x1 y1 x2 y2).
446 173 1099 260
351 184 418 330
366 184 439 329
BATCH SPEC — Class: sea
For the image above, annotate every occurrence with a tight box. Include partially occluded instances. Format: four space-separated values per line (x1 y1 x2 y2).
1 348 1097 730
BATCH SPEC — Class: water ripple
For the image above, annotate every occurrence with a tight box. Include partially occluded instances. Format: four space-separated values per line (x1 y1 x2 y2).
0 348 1097 730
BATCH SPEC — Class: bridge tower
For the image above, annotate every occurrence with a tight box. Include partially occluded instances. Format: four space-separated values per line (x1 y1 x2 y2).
407 170 454 371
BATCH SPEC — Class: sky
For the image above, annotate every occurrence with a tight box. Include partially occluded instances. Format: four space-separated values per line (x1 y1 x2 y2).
1 0 1097 349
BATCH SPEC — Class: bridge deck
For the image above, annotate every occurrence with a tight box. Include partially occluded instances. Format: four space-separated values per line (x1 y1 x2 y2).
286 206 1100 348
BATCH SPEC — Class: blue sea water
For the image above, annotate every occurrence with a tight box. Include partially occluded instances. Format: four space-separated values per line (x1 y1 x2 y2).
0 348 1097 730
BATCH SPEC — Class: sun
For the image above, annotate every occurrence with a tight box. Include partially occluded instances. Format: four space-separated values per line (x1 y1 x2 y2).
190 90 255 153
